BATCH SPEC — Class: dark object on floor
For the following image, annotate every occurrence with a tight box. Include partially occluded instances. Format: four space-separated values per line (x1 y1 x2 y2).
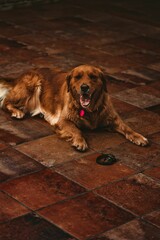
96 154 117 165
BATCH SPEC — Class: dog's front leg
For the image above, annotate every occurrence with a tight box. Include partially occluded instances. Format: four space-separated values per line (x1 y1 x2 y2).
102 96 148 146
113 115 149 146
55 119 88 151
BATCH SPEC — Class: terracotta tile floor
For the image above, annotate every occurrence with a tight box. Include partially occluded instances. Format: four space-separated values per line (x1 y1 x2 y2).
0 0 160 239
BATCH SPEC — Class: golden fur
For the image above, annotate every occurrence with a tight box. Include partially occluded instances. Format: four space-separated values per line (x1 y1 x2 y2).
0 65 148 151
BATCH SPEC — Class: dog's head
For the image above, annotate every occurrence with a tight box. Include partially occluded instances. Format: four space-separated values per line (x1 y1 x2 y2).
66 65 107 110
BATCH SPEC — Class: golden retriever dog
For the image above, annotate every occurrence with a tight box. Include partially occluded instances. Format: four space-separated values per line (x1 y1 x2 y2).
0 65 148 151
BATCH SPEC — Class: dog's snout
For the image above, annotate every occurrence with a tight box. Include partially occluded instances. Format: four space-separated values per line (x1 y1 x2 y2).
81 84 90 93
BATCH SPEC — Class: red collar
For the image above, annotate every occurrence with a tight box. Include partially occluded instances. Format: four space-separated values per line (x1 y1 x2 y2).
80 109 85 117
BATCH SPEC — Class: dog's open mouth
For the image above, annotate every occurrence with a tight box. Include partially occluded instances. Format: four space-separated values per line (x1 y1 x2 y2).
80 93 91 108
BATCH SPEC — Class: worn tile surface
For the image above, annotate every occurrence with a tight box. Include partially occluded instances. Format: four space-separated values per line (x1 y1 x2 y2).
0 191 29 223
39 192 134 239
0 0 160 239
85 131 127 151
55 153 135 190
120 68 160 82
110 97 140 119
127 37 160 54
113 88 160 108
0 118 53 144
125 110 160 135
0 213 77 240
1 169 86 210
104 141 160 171
144 166 160 180
16 135 93 167
0 147 44 182
95 174 160 216
90 219 160 240
0 142 7 151
149 132 160 145
143 210 160 228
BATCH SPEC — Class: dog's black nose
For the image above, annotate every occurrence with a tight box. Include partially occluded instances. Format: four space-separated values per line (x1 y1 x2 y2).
81 84 89 93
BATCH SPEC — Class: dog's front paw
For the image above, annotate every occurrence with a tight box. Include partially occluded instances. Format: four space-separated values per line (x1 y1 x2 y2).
126 132 149 146
11 110 25 119
72 137 88 152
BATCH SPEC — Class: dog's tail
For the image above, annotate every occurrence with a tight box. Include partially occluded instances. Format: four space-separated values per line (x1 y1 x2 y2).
0 77 15 108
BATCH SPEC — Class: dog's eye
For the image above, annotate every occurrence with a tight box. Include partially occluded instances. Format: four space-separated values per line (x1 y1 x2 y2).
75 74 82 80
89 74 98 81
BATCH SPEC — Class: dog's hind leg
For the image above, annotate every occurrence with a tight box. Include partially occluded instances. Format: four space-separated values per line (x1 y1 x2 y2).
2 72 42 119
0 78 14 107
4 103 25 119
3 90 27 119
0 80 24 118
2 81 29 119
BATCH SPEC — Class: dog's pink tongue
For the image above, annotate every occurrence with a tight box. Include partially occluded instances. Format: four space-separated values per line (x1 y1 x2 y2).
80 109 85 117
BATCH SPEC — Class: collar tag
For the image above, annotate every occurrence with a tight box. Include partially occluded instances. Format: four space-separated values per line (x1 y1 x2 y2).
80 109 85 117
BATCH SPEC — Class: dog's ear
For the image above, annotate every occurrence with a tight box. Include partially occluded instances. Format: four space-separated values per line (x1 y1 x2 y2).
99 71 107 92
66 71 73 92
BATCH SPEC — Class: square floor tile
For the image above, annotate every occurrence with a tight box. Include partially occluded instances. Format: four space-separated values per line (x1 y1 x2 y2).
143 210 160 228
107 81 135 94
110 71 151 85
16 135 93 167
106 141 160 171
113 88 160 108
86 131 127 151
0 191 29 223
0 128 25 146
121 67 160 82
110 97 140 119
0 110 11 124
127 37 160 54
0 213 76 240
0 21 28 38
0 61 32 78
0 118 53 145
99 42 136 56
135 85 160 98
95 173 160 216
144 166 160 180
149 80 160 90
149 132 160 145
146 104 160 115
55 153 135 189
1 169 86 210
125 110 160 135
39 192 134 239
91 219 160 240
0 148 44 182
0 142 7 151
148 62 160 72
